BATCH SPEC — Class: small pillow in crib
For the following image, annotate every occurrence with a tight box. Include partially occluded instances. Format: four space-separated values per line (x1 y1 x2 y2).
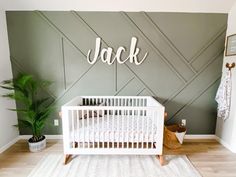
79 102 105 119
83 110 98 119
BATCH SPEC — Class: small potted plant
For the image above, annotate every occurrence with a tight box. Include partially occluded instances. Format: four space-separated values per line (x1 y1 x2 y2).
0 73 54 152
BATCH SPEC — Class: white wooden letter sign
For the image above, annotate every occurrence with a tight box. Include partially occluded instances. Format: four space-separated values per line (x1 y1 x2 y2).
87 37 148 65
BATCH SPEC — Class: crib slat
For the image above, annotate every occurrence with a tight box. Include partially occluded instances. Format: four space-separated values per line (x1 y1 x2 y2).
142 109 144 149
92 109 95 149
122 109 124 149
107 108 110 149
76 110 79 148
87 109 90 148
102 109 105 148
136 109 139 148
97 109 100 148
72 110 75 148
112 108 115 148
151 110 154 149
117 109 120 148
155 110 158 149
132 109 134 149
146 110 149 149
82 110 85 148
127 107 130 149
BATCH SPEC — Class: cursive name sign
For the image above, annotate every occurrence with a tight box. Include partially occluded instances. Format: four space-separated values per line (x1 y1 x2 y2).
87 37 148 65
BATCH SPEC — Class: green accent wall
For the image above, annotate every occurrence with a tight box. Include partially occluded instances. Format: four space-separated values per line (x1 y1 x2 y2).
6 11 227 135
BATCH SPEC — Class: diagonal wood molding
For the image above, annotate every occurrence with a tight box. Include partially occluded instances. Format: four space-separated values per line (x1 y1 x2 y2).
167 75 221 122
121 12 188 83
142 12 196 73
163 49 224 105
189 26 227 63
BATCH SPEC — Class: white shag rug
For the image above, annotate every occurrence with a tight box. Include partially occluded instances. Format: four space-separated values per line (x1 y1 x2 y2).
28 154 201 177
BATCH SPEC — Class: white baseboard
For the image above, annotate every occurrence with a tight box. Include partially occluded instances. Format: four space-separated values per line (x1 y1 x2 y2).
184 134 216 139
215 136 236 153
19 135 63 140
46 135 63 139
0 136 19 153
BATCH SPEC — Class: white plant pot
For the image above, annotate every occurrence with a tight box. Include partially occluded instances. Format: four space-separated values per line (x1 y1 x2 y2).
28 136 46 152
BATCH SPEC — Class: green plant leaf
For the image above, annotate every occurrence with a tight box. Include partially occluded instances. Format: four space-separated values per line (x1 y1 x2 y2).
0 85 14 90
8 108 28 113
17 74 33 89
1 79 13 86
18 119 33 128
39 80 52 88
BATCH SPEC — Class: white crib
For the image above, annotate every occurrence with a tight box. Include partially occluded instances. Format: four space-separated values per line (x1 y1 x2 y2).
61 96 165 165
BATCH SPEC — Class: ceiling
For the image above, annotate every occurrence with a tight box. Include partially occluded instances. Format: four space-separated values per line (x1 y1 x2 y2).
0 0 236 13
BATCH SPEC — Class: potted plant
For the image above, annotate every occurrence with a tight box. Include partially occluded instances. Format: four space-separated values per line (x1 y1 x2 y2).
0 73 54 152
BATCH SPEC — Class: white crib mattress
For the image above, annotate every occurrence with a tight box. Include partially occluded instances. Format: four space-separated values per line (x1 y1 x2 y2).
70 115 158 143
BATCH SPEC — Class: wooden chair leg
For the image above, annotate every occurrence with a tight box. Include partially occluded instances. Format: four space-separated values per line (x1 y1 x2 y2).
64 154 72 165
156 155 165 166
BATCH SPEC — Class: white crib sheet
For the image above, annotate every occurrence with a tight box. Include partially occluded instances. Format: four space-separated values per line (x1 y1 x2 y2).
70 115 158 143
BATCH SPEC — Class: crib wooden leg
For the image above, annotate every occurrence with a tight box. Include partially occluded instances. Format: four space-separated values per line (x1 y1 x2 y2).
64 154 72 165
156 155 165 166
64 142 78 165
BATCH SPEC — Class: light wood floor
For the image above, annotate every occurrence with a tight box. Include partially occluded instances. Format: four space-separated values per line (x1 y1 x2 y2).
0 139 236 177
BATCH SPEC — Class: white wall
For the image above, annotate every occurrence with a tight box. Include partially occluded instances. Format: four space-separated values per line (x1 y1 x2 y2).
0 9 19 153
216 2 236 152
0 0 235 13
